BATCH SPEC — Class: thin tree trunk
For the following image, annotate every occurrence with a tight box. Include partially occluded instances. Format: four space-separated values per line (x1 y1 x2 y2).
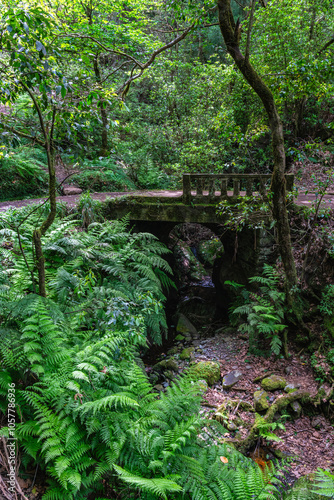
94 55 109 156
217 0 298 304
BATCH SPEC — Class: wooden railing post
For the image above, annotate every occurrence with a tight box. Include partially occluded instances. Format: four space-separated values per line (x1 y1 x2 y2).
183 174 191 205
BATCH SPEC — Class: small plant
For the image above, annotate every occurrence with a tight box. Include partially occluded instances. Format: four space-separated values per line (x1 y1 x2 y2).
77 191 103 229
227 265 287 357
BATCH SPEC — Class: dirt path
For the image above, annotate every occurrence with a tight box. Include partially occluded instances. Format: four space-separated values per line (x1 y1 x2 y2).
1 190 333 212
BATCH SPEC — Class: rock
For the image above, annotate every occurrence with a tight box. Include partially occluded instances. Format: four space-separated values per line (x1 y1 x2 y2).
227 422 237 431
261 375 287 391
167 346 179 355
152 358 178 373
189 361 221 386
254 390 270 412
222 370 243 389
164 370 175 381
176 314 198 337
63 186 82 195
311 415 324 429
154 384 164 391
180 347 195 360
173 240 207 282
290 401 302 418
197 238 224 267
175 334 185 341
285 366 293 375
149 372 159 385
284 383 299 393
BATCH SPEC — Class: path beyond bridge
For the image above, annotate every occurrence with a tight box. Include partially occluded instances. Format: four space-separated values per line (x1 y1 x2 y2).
0 174 333 223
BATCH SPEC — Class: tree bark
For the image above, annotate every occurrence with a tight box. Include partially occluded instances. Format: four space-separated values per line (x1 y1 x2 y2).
217 0 298 302
94 55 109 156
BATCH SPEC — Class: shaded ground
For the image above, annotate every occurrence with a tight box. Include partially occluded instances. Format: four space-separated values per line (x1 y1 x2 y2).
152 325 334 484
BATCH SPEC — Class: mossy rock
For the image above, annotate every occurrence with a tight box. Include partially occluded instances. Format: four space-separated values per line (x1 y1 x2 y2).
153 358 179 373
197 239 224 267
175 334 185 341
254 390 270 412
189 361 220 386
176 314 197 337
180 347 195 360
261 375 286 391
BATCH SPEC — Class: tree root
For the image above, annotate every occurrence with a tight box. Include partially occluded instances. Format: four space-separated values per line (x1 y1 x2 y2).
230 390 311 454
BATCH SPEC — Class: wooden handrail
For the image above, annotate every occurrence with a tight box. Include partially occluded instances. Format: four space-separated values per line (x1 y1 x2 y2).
182 173 294 204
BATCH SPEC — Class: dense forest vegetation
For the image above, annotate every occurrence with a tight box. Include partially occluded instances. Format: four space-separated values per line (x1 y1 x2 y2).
1 0 334 498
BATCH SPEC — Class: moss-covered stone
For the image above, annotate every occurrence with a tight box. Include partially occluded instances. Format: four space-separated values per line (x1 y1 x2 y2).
189 361 221 386
198 239 224 266
254 390 270 412
152 357 178 373
176 314 198 337
284 383 298 393
180 347 195 360
175 334 185 341
261 375 286 391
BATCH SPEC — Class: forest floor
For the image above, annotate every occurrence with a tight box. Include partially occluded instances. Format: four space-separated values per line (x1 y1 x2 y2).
153 323 334 485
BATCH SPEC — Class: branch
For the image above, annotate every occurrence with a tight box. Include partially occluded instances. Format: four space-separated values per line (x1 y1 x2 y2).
100 61 129 83
56 33 143 67
318 35 334 54
0 123 45 146
118 25 194 97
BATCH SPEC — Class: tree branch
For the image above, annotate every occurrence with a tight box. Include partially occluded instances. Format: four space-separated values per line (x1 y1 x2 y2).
318 35 334 54
0 123 45 146
118 25 194 97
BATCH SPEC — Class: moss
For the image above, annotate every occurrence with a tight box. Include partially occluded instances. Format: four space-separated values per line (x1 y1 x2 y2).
189 361 220 386
180 347 195 360
261 375 286 391
254 390 270 412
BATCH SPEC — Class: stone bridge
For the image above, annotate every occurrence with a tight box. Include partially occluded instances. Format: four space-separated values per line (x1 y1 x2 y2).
104 173 294 224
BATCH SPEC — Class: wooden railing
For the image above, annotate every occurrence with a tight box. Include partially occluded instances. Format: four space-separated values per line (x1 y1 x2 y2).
182 173 294 205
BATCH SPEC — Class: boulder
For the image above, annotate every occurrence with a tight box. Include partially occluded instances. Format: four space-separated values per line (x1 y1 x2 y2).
197 239 224 267
180 347 195 360
173 240 207 282
176 314 198 337
152 358 178 373
254 390 270 412
284 383 299 393
222 370 243 389
290 401 302 418
63 186 82 195
261 375 286 391
189 361 221 386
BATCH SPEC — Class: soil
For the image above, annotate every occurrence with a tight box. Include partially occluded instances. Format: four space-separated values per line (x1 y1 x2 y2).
150 324 334 485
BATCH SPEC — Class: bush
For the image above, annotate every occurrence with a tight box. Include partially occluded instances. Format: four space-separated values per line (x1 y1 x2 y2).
0 146 48 201
69 157 137 192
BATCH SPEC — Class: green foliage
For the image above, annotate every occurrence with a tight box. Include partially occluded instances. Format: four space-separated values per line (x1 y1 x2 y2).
0 146 48 200
217 195 272 231
0 207 286 499
313 469 334 498
227 265 287 356
70 157 137 192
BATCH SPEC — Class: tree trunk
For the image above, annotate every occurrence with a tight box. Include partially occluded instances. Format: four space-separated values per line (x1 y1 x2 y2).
94 55 109 156
217 0 298 302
